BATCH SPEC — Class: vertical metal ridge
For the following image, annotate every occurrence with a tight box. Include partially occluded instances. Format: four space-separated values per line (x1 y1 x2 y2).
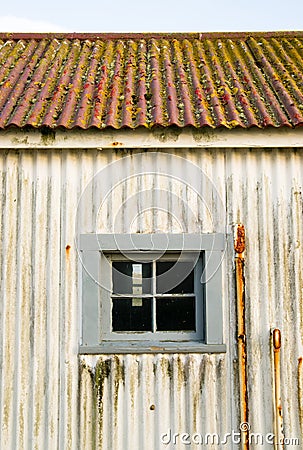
0 151 5 450
298 357 303 440
58 149 67 449
27 150 37 448
12 151 28 449
60 150 81 449
31 152 49 447
45 151 61 449
281 151 303 438
257 152 276 436
79 359 94 450
0 151 18 449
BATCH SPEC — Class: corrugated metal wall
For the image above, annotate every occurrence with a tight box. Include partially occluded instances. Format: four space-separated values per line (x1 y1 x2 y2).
0 147 302 449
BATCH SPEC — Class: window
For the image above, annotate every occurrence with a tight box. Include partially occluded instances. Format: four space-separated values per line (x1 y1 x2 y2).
80 234 226 353
109 253 203 340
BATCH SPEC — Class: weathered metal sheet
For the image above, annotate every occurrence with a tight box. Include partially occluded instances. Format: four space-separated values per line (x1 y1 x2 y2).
0 147 302 448
79 354 229 450
225 148 303 447
1 32 303 129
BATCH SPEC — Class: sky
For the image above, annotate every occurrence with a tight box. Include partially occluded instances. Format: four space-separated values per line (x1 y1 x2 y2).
0 0 303 33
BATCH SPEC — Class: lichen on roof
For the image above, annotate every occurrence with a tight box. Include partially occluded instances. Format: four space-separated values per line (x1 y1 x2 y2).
0 31 303 130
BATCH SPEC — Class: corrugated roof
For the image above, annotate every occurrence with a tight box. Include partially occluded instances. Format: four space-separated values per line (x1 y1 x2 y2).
1 32 303 130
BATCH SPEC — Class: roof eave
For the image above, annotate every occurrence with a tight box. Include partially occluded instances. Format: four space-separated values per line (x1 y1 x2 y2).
1 125 303 149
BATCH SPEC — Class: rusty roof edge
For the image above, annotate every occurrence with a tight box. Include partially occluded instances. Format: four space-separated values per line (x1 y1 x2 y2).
1 31 303 41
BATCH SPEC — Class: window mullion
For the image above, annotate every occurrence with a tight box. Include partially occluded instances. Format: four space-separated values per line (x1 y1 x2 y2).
152 260 156 333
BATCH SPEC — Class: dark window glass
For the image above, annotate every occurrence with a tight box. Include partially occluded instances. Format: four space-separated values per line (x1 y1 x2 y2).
156 297 195 331
112 262 151 294
156 261 195 294
112 297 152 331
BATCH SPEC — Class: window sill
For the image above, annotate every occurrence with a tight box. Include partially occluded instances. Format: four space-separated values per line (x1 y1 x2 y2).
79 342 226 354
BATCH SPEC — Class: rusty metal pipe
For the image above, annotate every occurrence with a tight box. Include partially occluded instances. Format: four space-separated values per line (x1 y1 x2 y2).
272 328 284 448
298 357 303 440
234 224 249 450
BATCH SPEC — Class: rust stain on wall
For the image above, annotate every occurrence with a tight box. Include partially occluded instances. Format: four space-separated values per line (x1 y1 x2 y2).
234 223 245 254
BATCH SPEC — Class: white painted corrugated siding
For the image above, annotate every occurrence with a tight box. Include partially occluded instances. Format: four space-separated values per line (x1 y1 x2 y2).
0 147 302 449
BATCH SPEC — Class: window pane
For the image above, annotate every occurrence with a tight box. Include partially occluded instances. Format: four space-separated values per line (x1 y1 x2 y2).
156 261 195 294
112 261 152 294
156 297 195 331
112 297 152 331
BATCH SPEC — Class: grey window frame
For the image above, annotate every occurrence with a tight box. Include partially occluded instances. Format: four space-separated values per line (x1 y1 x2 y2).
79 234 226 354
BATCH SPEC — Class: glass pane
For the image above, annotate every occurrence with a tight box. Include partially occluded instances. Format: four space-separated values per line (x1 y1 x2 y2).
112 297 152 331
156 261 195 294
156 297 195 331
112 261 152 294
